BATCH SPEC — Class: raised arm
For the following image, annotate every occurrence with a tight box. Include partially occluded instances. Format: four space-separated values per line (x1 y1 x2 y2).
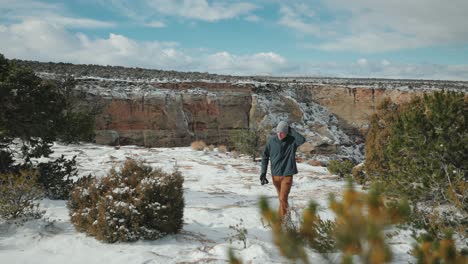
289 127 306 146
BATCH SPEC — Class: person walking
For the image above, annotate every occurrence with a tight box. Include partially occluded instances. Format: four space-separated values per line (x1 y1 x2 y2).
260 121 306 223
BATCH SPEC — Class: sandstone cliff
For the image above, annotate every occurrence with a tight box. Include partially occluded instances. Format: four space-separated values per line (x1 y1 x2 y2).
17 60 468 162
72 79 430 163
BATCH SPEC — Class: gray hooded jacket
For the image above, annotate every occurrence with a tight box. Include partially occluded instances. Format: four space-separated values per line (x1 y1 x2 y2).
261 127 306 176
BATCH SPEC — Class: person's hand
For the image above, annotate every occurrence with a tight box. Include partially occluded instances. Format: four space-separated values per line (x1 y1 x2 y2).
260 173 269 185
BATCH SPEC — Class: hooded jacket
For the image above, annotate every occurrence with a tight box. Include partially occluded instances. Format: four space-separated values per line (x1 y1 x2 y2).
261 127 306 176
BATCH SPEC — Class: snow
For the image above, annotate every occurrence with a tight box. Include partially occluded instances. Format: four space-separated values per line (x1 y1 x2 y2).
0 142 421 263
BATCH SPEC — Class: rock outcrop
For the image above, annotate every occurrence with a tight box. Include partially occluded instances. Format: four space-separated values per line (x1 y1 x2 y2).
16 59 467 162
296 85 424 134
83 82 253 148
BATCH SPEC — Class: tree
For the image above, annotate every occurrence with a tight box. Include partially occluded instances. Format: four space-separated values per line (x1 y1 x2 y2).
384 91 467 208
0 53 94 172
229 127 266 161
364 91 467 238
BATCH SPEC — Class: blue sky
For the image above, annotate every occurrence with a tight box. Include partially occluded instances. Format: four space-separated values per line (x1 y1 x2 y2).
1 0 468 80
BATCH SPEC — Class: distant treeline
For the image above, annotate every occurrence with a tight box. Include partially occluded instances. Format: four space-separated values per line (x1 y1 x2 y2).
11 59 468 92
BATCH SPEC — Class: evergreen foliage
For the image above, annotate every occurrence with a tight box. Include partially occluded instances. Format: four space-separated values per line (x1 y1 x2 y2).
0 53 94 172
385 92 467 209
68 159 184 243
228 181 465 264
37 155 78 200
0 169 44 220
364 98 400 178
259 180 410 264
413 232 467 264
327 159 355 177
365 91 467 210
229 127 266 161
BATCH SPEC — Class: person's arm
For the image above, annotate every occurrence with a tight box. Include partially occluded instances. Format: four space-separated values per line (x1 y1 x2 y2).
260 142 270 176
289 126 306 146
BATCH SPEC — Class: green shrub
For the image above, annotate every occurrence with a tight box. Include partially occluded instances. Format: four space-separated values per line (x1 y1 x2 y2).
68 159 184 243
260 181 410 264
364 98 399 179
327 159 355 177
229 127 266 161
0 169 44 220
0 150 14 173
37 155 78 200
364 91 467 237
288 203 336 253
413 232 467 264
365 92 467 208
384 92 467 209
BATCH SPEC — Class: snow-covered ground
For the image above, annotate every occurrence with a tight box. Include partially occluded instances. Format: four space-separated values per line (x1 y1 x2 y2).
1 143 417 263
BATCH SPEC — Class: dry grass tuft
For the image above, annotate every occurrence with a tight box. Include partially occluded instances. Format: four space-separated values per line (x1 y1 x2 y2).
217 145 228 153
191 140 207 151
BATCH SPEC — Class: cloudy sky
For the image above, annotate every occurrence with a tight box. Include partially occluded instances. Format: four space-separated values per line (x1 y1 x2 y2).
1 0 467 80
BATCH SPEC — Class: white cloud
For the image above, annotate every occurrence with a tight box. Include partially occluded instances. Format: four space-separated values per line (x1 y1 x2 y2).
317 32 426 52
357 58 367 66
0 19 190 69
294 60 468 80
26 15 115 28
244 15 261 22
326 0 468 43
0 0 59 11
0 19 286 75
1 19 467 80
203 51 288 75
1 0 115 29
280 0 468 52
278 3 323 37
145 21 166 28
153 0 257 21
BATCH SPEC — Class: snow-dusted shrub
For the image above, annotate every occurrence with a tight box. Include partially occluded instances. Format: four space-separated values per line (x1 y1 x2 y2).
37 155 78 200
366 91 467 239
327 159 354 177
68 159 184 243
259 181 411 264
367 92 467 209
351 163 367 185
217 145 227 153
0 169 44 220
190 140 206 151
231 150 239 159
227 219 248 249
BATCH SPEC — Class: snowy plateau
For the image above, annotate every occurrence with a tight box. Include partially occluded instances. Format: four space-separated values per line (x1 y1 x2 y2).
1 142 431 264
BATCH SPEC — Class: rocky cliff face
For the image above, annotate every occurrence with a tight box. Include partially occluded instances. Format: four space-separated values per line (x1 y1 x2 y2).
72 79 426 163
296 85 424 133
80 82 253 148
18 60 468 162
